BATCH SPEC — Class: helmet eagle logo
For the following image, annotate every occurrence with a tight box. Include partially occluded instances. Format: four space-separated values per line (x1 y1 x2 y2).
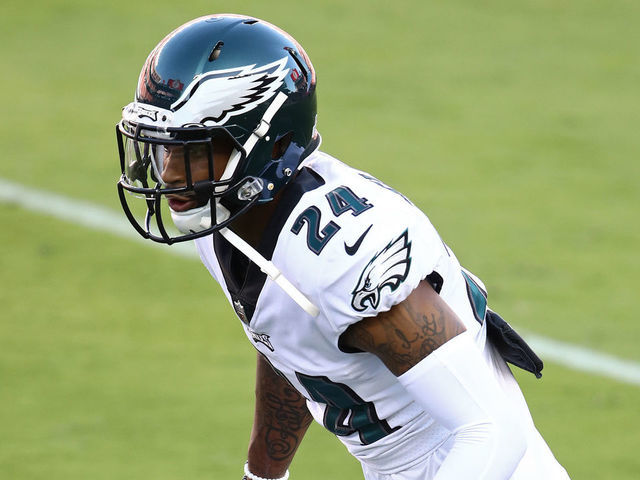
351 230 412 312
171 57 290 126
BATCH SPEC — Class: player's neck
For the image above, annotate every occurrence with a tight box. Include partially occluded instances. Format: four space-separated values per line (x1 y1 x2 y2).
227 195 282 249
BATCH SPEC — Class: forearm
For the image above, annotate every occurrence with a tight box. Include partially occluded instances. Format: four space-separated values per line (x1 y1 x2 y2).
342 280 526 478
247 353 313 478
398 332 527 479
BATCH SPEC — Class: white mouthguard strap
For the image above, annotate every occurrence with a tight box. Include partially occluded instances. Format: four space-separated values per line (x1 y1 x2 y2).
220 227 319 317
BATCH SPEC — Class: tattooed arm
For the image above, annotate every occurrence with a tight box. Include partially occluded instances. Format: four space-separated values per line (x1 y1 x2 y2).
247 352 313 478
341 279 527 479
340 279 466 375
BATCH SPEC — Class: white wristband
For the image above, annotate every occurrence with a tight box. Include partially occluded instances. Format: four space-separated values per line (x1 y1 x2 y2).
243 462 290 480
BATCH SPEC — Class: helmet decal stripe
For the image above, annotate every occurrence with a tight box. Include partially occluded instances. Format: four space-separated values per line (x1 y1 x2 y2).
171 57 290 126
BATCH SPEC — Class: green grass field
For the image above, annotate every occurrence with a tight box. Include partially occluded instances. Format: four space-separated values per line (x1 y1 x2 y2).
1 0 639 478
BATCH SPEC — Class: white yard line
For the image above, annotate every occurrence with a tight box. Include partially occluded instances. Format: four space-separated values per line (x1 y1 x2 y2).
0 178 196 258
521 332 640 386
2 177 640 387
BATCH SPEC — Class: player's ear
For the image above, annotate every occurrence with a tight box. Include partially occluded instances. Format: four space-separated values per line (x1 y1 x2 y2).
271 132 293 159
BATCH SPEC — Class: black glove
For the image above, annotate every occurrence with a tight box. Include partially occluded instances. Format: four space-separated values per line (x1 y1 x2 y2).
485 309 543 378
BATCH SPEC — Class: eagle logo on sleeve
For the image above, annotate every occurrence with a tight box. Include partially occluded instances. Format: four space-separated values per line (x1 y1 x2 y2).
351 230 412 312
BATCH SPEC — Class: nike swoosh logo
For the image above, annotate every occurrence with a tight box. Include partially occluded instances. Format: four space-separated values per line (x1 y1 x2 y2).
344 224 373 256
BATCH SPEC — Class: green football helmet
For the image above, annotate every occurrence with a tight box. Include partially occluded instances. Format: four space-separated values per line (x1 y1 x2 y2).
116 14 318 243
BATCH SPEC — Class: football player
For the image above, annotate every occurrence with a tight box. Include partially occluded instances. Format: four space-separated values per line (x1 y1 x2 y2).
115 14 570 480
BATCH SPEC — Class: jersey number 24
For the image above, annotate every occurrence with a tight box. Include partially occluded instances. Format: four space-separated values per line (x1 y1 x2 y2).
291 186 372 255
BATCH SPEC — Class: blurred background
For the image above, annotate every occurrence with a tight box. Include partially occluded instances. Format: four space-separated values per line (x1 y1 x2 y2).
1 0 638 478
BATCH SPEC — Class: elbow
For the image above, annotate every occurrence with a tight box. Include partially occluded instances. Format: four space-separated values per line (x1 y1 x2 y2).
456 418 527 478
513 425 528 459
506 406 528 456
488 417 528 477
504 422 527 467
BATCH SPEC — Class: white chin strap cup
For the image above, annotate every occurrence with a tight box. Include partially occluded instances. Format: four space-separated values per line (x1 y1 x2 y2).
169 200 230 234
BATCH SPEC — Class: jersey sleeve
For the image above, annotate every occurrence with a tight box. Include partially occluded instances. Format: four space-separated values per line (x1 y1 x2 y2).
316 196 450 335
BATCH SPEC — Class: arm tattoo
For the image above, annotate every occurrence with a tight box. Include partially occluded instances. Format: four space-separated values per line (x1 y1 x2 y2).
251 355 313 468
261 387 311 460
341 281 466 375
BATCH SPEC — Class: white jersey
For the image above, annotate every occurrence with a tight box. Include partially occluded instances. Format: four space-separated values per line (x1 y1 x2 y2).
195 151 568 478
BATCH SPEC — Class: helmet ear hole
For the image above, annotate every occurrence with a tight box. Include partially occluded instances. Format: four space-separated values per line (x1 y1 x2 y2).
271 132 293 159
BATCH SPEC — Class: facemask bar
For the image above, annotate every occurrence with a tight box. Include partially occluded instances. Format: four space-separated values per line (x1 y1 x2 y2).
118 121 245 193
116 121 258 244
117 91 290 244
